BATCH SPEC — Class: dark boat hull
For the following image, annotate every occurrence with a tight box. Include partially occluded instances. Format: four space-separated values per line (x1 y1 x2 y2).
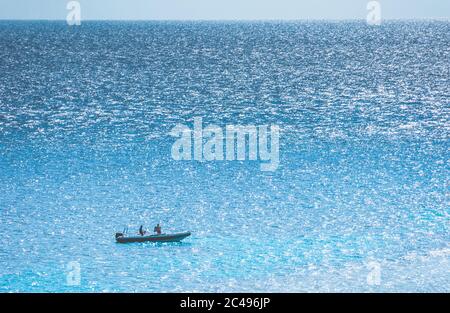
116 231 191 243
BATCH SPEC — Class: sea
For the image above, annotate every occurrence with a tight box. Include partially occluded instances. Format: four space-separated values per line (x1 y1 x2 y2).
0 20 449 292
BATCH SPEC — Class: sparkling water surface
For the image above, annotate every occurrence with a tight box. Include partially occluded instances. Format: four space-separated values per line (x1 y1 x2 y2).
0 21 449 292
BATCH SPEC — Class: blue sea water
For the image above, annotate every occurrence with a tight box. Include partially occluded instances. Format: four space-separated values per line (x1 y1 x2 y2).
0 21 449 292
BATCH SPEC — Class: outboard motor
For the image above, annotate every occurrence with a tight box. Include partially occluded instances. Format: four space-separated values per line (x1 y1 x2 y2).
115 232 124 239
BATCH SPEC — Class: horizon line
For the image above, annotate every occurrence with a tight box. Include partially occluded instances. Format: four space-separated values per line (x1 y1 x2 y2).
0 17 449 22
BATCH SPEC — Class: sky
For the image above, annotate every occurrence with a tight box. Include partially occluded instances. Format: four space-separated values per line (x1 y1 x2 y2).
0 0 449 20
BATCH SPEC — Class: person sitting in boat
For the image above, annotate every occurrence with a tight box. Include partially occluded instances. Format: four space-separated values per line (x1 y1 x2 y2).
139 225 146 236
154 223 162 235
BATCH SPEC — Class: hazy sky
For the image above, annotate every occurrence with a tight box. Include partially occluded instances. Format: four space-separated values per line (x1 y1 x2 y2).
0 0 449 20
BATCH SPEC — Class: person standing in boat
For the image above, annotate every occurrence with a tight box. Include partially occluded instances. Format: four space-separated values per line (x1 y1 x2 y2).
139 225 146 236
154 223 162 235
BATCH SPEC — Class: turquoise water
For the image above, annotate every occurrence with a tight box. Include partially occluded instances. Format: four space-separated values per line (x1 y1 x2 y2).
0 21 449 292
